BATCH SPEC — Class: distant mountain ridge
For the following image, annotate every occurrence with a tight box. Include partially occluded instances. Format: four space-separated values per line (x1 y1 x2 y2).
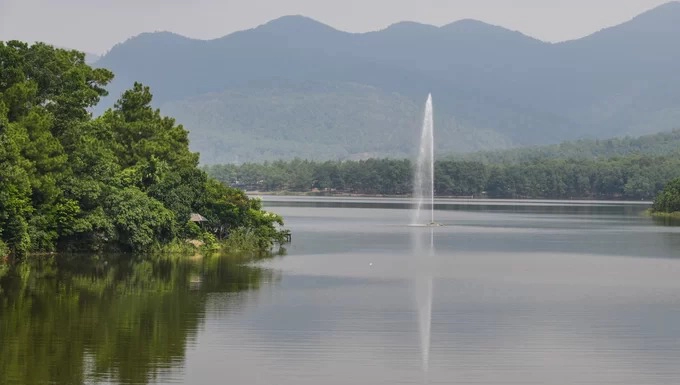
94 1 680 164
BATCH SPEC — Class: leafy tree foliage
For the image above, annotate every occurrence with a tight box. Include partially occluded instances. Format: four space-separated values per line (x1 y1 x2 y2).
0 41 286 257
652 178 680 214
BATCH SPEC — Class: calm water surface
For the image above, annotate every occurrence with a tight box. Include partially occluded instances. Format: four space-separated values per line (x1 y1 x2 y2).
2 197 680 385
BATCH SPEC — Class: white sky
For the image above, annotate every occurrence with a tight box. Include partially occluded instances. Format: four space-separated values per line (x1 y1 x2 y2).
0 0 673 54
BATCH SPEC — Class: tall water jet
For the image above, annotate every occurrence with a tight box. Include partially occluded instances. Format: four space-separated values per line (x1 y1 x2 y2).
412 94 435 226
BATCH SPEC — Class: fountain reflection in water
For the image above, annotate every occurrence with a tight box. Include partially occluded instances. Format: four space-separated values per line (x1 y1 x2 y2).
412 226 434 379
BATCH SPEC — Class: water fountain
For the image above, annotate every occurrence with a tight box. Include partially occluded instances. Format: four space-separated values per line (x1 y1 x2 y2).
411 93 435 226
411 94 436 380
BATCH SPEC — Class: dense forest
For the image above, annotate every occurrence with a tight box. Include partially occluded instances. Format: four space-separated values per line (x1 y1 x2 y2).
0 41 287 258
161 80 510 164
205 154 680 200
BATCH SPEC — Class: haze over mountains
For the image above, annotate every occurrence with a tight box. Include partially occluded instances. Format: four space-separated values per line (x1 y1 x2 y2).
94 1 680 164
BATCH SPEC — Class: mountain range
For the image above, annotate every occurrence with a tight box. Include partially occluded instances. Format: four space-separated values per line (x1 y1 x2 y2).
94 1 680 164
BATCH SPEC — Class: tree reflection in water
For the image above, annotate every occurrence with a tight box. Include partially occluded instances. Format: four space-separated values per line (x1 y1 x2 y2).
0 252 278 385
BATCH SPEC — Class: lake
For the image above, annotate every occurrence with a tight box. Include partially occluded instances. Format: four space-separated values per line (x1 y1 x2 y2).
2 197 680 385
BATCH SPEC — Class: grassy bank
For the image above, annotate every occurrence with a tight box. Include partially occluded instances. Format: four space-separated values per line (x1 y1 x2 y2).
648 210 680 219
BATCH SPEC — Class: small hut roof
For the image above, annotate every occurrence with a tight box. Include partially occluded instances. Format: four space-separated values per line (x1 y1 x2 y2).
190 213 208 222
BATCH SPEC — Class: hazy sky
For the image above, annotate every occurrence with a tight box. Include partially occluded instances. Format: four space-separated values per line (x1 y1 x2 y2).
0 0 673 54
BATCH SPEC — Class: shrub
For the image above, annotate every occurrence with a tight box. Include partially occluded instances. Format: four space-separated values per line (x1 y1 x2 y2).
652 178 680 214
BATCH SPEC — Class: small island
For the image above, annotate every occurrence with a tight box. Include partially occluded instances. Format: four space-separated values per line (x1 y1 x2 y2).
0 41 288 261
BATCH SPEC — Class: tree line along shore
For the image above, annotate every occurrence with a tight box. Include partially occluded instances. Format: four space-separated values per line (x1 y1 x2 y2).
205 157 680 208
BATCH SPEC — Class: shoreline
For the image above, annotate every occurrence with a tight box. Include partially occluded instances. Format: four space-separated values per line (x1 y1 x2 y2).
246 191 653 204
646 209 680 219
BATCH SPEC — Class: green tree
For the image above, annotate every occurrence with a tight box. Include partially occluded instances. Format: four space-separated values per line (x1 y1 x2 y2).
0 103 33 255
652 178 680 214
0 42 288 256
105 187 175 252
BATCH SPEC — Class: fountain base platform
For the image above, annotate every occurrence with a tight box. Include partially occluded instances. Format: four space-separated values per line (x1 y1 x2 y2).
408 222 444 227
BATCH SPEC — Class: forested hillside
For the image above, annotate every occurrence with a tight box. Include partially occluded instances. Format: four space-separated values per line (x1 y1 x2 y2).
163 81 511 164
94 2 680 163
453 129 680 163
